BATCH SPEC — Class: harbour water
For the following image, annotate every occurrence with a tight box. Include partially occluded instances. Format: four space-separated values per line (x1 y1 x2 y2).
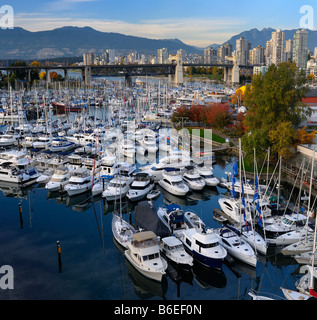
0 154 303 300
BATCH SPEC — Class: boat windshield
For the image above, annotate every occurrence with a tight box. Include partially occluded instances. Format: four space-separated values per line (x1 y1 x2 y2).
282 218 295 226
142 252 159 261
168 244 183 252
196 239 220 249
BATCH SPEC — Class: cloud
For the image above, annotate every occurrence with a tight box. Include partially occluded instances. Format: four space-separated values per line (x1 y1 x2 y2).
14 13 247 47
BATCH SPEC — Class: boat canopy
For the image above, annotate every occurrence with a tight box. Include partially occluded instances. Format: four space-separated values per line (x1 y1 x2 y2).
134 201 170 238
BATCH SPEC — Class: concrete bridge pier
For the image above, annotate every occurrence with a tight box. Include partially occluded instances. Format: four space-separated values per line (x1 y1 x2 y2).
63 69 68 82
174 51 184 85
125 74 132 87
46 70 51 86
84 66 91 86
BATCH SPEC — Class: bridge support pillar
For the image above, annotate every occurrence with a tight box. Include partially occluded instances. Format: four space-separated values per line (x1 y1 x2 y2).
174 50 184 85
84 66 91 86
46 70 51 86
232 54 240 85
64 69 68 82
28 70 31 83
125 74 132 87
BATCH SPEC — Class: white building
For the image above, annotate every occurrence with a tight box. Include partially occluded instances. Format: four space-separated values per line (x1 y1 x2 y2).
271 29 285 66
293 29 308 69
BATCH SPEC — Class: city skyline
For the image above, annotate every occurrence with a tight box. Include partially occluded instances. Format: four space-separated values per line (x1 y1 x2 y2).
10 0 317 48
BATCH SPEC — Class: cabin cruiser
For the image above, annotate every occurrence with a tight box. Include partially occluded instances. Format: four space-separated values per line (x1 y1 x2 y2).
140 154 191 182
264 213 308 244
0 134 18 147
196 164 219 187
48 138 75 152
32 135 51 149
180 228 227 270
45 166 70 192
124 231 168 282
64 167 94 196
157 204 189 238
0 162 29 184
215 226 257 267
158 168 189 196
182 165 205 191
137 134 158 154
67 154 82 171
218 196 252 224
118 139 136 158
102 176 131 201
126 172 154 202
159 236 193 269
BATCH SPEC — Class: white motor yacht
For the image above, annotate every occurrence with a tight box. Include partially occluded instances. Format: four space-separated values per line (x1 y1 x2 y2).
64 167 93 196
118 139 135 158
140 154 191 182
159 236 193 269
218 196 252 224
0 162 29 184
32 136 51 149
157 204 189 238
182 165 205 191
264 213 308 244
102 176 131 201
124 231 168 282
48 138 75 152
45 166 70 192
158 168 189 196
215 226 257 268
229 223 267 255
196 164 219 187
0 133 19 147
180 228 227 270
126 172 154 202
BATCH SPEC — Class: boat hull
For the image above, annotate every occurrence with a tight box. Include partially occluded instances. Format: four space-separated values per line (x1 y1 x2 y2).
124 250 165 282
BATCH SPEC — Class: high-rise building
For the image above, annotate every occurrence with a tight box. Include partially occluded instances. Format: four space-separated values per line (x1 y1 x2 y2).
265 39 273 65
249 45 265 65
204 47 217 63
83 52 96 65
293 29 308 69
224 42 233 57
271 29 285 66
285 39 293 62
235 37 251 65
157 48 169 64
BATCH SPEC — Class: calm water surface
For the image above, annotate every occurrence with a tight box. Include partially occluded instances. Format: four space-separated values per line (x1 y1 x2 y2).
0 155 302 300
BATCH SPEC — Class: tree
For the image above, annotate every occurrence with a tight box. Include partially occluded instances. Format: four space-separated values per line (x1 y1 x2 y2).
50 71 59 80
189 105 205 123
30 60 42 82
10 61 27 81
295 127 317 147
204 103 232 129
268 121 296 159
171 106 190 123
242 61 310 162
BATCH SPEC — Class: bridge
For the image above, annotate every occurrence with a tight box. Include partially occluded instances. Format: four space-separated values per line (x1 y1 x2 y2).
0 53 257 87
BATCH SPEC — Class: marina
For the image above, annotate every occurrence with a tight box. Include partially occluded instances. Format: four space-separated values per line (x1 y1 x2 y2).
0 79 316 301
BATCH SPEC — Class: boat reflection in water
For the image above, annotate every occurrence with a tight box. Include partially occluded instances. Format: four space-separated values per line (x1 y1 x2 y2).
113 238 168 300
0 180 35 198
159 185 197 207
192 262 227 290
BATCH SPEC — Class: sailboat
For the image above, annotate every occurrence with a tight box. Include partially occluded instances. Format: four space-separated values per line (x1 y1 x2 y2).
111 212 136 249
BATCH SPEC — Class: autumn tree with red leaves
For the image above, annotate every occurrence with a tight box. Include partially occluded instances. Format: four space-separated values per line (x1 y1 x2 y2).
204 103 232 129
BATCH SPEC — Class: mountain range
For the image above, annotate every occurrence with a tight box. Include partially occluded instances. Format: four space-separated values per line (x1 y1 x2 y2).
0 26 202 60
2 26 317 60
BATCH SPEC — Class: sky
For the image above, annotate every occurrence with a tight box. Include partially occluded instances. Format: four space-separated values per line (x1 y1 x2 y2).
6 0 317 47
